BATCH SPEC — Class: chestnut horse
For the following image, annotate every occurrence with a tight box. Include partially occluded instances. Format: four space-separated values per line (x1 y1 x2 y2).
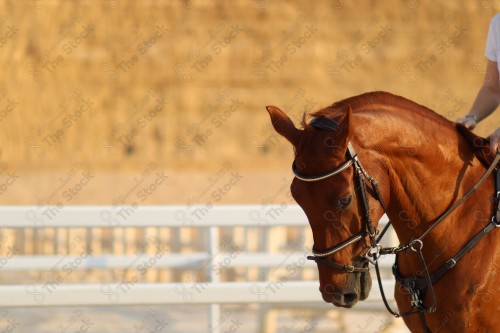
265 91 499 332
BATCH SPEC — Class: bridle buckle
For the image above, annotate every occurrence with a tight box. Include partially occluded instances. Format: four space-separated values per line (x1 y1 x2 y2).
445 258 456 269
410 294 423 308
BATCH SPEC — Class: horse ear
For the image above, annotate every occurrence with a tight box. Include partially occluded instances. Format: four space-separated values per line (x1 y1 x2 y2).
336 105 352 147
266 105 301 146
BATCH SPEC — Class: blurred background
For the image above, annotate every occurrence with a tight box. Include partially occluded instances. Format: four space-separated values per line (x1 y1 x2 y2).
0 0 498 206
0 1 500 332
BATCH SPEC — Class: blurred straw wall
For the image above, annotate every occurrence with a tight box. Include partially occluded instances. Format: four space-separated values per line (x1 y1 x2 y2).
0 0 498 204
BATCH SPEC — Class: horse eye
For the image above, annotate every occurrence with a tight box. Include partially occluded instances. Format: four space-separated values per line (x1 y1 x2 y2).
338 195 352 210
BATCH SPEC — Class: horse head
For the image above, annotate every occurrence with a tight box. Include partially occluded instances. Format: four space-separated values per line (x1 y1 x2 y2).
266 104 385 308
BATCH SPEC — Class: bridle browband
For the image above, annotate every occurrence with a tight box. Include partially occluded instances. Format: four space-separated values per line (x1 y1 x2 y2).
292 158 354 182
293 122 500 332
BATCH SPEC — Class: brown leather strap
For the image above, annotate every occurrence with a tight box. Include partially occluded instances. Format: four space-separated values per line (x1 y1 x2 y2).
306 256 369 273
496 168 500 222
430 218 497 284
417 153 500 242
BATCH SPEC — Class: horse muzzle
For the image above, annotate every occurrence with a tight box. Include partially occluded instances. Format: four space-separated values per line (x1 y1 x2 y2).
320 264 372 308
323 291 360 308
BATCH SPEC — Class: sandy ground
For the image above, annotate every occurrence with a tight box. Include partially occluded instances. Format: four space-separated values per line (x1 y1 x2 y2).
1 304 410 333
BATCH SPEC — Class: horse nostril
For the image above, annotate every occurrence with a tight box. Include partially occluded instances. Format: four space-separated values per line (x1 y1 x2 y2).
331 293 343 303
343 293 358 304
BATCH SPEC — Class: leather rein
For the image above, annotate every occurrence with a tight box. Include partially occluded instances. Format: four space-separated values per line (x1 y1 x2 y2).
294 139 500 330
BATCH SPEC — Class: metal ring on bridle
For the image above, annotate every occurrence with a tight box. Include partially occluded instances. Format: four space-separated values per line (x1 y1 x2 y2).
409 239 424 252
363 244 382 265
494 216 500 228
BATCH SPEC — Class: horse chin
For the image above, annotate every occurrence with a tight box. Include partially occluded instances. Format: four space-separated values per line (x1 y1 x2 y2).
359 264 372 301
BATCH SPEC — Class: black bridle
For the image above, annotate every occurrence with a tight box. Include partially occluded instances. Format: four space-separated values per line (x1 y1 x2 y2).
293 127 500 332
295 142 385 273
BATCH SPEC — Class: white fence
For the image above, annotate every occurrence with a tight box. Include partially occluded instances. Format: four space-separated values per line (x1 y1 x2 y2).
0 205 398 333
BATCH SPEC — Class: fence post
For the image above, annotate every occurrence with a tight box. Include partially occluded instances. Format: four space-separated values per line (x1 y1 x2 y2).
208 226 220 333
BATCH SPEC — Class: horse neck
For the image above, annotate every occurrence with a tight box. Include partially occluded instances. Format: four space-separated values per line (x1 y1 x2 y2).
352 109 492 247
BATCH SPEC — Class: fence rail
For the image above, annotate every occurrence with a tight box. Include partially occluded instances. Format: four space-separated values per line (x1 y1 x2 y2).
0 252 395 271
0 205 310 228
0 205 399 333
0 281 396 307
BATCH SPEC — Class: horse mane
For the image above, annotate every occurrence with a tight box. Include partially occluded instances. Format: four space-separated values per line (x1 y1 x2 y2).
301 91 454 130
300 91 495 166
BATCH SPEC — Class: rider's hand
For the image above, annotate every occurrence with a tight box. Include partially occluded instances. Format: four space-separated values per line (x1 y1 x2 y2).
456 115 477 130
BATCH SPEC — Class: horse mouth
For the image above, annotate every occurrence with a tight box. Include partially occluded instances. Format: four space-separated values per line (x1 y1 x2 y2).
332 301 356 308
322 292 359 308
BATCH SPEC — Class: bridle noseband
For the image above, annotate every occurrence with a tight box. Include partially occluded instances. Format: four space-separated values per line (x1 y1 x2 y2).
294 142 385 274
